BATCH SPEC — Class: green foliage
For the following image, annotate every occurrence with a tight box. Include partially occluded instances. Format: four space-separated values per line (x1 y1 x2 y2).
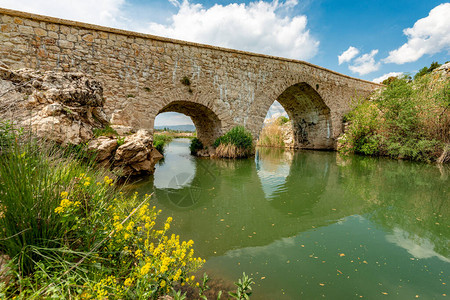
117 136 125 146
93 125 118 138
339 72 449 162
0 120 23 153
189 137 204 155
153 134 173 154
414 61 441 80
0 133 204 298
277 116 289 125
181 76 191 86
382 76 401 86
229 273 254 300
213 126 253 150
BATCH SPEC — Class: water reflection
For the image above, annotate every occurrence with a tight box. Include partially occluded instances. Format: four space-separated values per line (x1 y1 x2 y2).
255 148 293 200
128 139 449 299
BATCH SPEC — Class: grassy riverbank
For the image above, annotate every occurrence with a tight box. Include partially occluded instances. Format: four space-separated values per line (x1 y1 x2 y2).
0 124 254 299
339 64 449 163
0 126 203 298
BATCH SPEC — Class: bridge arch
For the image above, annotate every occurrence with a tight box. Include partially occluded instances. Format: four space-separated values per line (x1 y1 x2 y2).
155 101 223 147
255 82 334 149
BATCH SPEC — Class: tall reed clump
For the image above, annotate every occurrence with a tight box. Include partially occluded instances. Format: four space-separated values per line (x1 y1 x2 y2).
0 125 204 299
257 116 289 148
213 126 253 158
339 69 449 162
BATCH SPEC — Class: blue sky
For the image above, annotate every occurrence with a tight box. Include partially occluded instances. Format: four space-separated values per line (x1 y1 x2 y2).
2 0 449 125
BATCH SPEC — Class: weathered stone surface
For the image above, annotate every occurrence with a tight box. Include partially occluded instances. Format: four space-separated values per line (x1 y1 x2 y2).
112 130 162 176
0 7 382 150
88 136 118 161
0 65 161 176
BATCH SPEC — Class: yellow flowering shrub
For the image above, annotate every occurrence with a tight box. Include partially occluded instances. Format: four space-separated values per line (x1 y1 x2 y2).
53 174 204 299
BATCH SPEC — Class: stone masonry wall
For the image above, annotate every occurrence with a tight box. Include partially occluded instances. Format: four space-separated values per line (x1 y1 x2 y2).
0 7 381 148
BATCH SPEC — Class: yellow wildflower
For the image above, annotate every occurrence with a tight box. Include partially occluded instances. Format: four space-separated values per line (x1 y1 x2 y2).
124 278 134 287
54 207 64 214
60 191 69 198
140 263 151 275
135 249 143 258
160 280 166 288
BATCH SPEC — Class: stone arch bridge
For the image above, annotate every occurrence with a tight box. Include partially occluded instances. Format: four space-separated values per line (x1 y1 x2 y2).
0 8 381 149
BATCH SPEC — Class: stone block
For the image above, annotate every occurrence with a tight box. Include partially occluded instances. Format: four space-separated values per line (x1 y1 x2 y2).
34 27 47 36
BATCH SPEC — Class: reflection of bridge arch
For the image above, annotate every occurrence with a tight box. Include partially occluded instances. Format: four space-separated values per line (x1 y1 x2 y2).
255 148 332 216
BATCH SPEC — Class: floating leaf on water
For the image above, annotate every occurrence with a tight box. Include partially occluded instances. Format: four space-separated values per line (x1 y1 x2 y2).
339 253 345 257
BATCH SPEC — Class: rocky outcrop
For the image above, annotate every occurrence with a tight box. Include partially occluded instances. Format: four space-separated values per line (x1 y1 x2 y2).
0 64 162 176
0 65 107 145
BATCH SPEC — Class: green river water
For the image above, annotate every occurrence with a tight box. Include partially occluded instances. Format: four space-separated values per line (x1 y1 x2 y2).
128 138 449 299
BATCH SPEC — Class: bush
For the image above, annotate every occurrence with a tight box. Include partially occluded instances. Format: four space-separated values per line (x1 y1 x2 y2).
414 61 441 80
213 126 253 158
153 134 173 154
189 137 204 155
93 125 118 138
277 116 289 125
0 134 204 298
339 71 449 162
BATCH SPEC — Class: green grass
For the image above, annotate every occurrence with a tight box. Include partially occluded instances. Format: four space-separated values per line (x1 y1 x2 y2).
0 127 204 298
92 125 118 138
153 134 174 154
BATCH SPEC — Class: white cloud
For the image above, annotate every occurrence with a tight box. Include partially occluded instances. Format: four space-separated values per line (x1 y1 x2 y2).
155 112 194 126
372 72 404 83
145 0 319 60
338 46 360 65
348 49 380 75
384 3 450 64
386 227 450 263
0 0 127 28
265 101 288 121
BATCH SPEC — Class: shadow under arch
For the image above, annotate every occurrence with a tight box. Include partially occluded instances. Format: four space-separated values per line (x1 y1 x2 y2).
268 82 333 149
157 101 222 146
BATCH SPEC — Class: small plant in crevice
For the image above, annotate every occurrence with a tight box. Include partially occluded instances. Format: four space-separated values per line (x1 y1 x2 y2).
127 94 135 98
117 136 125 146
189 137 204 155
93 125 118 138
181 76 191 86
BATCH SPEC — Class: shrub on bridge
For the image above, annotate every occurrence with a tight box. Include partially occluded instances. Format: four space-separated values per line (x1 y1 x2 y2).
213 126 253 158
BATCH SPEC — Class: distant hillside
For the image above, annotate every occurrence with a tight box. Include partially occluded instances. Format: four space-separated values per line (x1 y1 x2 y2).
154 124 196 132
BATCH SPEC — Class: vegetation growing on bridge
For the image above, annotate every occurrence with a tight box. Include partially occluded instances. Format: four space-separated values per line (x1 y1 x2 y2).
214 126 254 158
339 63 449 163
